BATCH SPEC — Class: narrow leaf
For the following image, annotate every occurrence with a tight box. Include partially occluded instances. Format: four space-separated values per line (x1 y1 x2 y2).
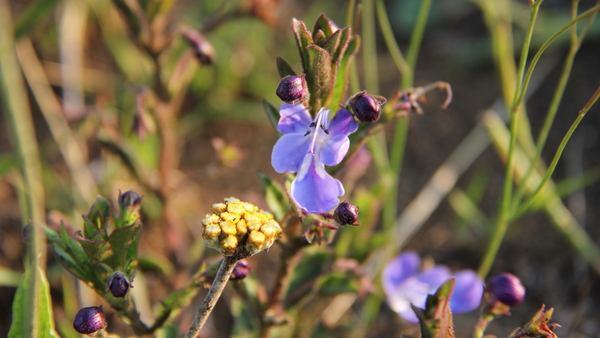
276 56 297 78
331 35 360 109
306 45 332 112
75 231 111 265
417 279 456 338
312 13 336 39
8 265 60 338
107 222 141 270
257 172 290 221
291 18 313 74
262 98 281 135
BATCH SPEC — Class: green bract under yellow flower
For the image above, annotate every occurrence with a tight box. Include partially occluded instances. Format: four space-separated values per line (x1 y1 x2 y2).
202 197 282 258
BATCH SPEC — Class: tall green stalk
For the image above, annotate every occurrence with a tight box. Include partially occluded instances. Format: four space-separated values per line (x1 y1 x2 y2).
478 1 600 278
0 0 49 335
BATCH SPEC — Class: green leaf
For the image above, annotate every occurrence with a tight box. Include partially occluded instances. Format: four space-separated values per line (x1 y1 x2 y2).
291 18 313 74
330 35 360 109
257 172 289 221
320 29 342 61
75 231 111 265
276 56 297 78
317 273 359 295
8 265 60 338
312 13 336 39
330 28 351 65
262 98 281 135
0 267 21 287
107 222 141 270
285 251 330 308
85 196 111 238
14 0 60 38
306 45 332 112
415 279 456 338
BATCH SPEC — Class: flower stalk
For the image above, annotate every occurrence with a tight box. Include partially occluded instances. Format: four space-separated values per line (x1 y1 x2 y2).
184 256 239 338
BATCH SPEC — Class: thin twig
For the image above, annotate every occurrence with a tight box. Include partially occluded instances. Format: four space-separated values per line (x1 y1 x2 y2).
184 256 238 338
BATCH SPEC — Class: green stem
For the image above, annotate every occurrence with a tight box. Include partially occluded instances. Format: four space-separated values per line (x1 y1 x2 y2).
473 314 494 338
0 1 47 334
184 256 238 338
385 0 432 229
403 0 432 88
375 0 411 79
510 0 542 110
361 0 379 94
511 0 596 213
481 0 541 278
514 4 600 108
512 85 600 220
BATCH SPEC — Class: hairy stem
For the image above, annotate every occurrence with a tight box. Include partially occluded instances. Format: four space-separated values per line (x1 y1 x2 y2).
184 256 238 338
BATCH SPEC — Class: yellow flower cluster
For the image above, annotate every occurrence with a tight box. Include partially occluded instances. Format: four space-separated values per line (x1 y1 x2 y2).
202 197 282 258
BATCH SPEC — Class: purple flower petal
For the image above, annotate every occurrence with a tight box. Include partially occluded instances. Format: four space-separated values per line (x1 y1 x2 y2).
387 276 430 323
328 109 358 136
320 134 350 166
271 134 311 173
382 251 421 297
449 270 484 313
417 265 451 292
291 155 344 213
277 103 312 134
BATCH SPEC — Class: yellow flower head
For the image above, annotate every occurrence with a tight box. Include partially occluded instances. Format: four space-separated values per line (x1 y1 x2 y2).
202 197 282 258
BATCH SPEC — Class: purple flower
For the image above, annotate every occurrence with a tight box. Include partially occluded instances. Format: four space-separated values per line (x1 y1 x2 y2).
382 251 484 323
271 103 358 213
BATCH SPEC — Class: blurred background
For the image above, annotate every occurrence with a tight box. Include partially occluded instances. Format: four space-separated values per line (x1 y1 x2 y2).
1 0 600 337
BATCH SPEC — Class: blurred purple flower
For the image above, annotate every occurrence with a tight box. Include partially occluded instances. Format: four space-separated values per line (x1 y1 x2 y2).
382 251 484 323
271 103 358 213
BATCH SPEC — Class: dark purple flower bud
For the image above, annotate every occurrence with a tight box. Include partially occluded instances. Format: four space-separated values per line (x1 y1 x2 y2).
276 75 308 104
180 27 215 65
118 190 142 211
73 306 107 335
349 91 387 123
230 259 251 281
487 273 525 307
333 200 360 226
107 271 132 298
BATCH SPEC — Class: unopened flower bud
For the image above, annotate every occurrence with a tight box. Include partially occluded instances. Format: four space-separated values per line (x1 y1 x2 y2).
276 75 308 104
202 197 282 259
231 259 251 281
106 271 132 298
333 201 360 226
349 91 386 123
487 273 525 307
119 190 142 210
73 306 107 335
118 190 142 227
180 27 215 65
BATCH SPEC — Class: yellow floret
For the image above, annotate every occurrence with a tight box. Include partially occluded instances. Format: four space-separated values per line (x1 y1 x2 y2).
260 221 281 239
221 235 238 256
236 219 248 236
203 197 282 257
246 230 266 254
202 214 221 226
226 202 246 217
211 203 227 214
220 212 238 222
221 221 237 236
202 224 222 249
